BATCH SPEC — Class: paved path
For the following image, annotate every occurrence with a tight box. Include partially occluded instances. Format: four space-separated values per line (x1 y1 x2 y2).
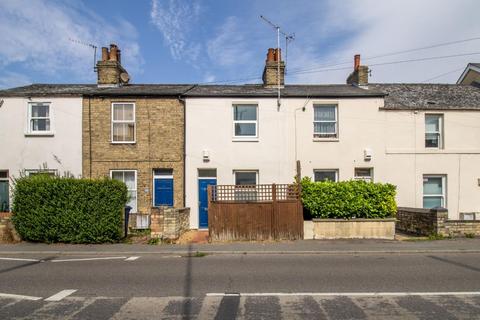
1 293 480 319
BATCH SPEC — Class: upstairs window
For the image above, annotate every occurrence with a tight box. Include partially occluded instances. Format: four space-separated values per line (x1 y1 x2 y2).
233 104 258 138
425 114 443 148
314 105 337 139
112 103 135 143
28 103 51 134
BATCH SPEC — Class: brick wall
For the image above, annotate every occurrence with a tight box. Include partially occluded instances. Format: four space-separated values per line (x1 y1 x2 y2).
397 207 480 237
150 207 190 239
0 212 20 243
83 97 185 215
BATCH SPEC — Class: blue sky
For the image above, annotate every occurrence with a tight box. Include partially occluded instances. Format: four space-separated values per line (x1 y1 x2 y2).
0 0 479 88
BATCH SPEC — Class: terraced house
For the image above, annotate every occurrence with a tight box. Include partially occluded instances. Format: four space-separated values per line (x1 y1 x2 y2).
82 45 189 229
1 44 480 233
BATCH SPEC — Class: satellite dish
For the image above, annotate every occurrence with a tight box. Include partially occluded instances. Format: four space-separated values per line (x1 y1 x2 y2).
120 72 130 84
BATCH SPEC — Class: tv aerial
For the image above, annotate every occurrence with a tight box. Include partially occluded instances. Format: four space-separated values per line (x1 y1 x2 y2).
69 38 98 72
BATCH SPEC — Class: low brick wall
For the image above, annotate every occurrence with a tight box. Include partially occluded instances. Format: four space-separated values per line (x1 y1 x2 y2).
150 207 190 239
0 212 21 243
311 218 396 240
397 207 480 237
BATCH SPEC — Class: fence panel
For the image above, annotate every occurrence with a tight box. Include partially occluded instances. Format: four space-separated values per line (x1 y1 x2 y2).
208 184 303 241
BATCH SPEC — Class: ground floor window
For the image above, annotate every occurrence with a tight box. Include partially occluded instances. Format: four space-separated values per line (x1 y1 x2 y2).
111 170 137 213
234 171 258 185
423 175 446 209
354 168 373 182
153 169 174 207
25 169 57 176
314 169 338 182
0 170 9 212
233 170 258 201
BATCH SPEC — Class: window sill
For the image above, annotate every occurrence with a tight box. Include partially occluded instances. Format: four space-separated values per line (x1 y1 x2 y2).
24 132 55 137
111 141 136 145
232 137 259 142
313 138 339 142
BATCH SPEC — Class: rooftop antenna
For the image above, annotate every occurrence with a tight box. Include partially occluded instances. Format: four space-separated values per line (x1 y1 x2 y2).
260 15 295 107
69 38 98 72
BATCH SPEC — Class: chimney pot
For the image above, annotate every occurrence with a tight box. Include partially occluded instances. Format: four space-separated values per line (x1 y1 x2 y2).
354 54 360 71
101 47 109 61
109 44 118 61
266 48 275 62
274 48 281 62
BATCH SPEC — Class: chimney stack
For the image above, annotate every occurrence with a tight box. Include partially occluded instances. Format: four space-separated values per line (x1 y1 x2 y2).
347 54 369 87
96 43 130 87
262 48 285 87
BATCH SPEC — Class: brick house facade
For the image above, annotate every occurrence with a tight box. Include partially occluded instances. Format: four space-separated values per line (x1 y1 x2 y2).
82 45 190 219
82 96 185 215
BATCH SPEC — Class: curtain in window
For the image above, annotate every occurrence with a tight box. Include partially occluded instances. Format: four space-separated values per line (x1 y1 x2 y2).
314 106 335 121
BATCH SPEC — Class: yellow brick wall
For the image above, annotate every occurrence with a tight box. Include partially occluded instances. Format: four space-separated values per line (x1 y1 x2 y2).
82 97 184 214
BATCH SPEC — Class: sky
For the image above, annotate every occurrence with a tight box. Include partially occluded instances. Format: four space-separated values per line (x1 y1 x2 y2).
0 0 479 89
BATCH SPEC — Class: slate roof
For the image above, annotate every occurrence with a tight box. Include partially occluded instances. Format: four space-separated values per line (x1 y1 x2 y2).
0 83 385 98
370 83 480 110
183 84 385 98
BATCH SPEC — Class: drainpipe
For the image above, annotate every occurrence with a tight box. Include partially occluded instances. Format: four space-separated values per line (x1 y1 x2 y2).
88 96 92 178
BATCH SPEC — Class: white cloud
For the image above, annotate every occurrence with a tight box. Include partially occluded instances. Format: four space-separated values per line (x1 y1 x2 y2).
287 0 480 84
0 0 143 83
207 16 255 67
150 0 201 62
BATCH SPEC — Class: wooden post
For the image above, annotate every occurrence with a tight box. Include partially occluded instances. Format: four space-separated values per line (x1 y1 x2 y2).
272 183 277 239
207 185 212 238
295 160 302 184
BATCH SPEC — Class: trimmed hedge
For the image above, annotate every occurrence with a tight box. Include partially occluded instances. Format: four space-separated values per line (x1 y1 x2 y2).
12 175 128 243
301 177 397 219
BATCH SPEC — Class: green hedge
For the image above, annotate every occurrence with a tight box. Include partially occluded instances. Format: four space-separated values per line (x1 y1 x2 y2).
12 175 128 243
301 177 397 219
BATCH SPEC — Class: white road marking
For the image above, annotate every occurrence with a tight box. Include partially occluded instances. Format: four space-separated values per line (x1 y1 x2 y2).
44 289 77 301
125 256 140 261
51 256 127 262
0 292 43 301
0 257 40 262
206 291 480 297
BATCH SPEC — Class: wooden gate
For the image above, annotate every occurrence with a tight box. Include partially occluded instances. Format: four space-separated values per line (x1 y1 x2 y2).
208 184 303 241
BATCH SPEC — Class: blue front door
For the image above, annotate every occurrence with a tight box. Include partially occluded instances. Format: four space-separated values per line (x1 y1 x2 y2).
154 178 174 206
198 178 216 228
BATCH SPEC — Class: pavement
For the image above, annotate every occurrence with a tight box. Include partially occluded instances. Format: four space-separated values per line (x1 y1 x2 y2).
0 237 479 255
1 239 480 319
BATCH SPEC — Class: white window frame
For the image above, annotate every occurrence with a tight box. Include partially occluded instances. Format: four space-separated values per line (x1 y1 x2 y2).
25 169 57 176
425 114 444 149
313 169 339 182
313 104 338 139
111 102 136 144
423 175 447 209
232 104 258 140
233 170 258 185
26 102 53 135
354 168 373 182
110 170 137 213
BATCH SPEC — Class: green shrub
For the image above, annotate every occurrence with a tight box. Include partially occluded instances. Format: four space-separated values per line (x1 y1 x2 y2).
300 177 397 219
12 175 128 243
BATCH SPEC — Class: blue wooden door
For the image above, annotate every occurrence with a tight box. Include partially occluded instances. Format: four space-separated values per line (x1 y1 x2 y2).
154 178 174 206
198 178 216 228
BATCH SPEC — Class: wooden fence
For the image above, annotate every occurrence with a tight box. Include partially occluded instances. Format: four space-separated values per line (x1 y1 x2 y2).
208 184 303 241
